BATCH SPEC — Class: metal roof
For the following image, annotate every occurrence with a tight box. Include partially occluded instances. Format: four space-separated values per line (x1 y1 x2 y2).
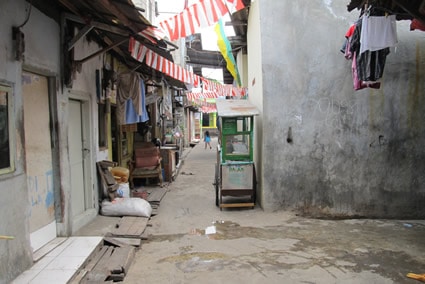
216 99 260 117
31 0 186 89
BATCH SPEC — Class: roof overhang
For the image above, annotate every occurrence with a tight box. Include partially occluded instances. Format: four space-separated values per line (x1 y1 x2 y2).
30 0 186 89
347 0 425 25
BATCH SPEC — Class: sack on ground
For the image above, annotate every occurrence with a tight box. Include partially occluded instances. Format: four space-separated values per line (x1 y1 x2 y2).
101 197 152 217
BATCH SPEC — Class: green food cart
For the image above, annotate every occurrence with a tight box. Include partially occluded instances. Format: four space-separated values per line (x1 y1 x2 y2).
214 99 260 210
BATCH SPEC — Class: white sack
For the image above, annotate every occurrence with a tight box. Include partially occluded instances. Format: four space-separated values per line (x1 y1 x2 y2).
101 197 152 217
117 183 130 198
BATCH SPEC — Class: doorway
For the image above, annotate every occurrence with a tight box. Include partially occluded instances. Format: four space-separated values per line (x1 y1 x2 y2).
22 71 56 252
68 97 95 232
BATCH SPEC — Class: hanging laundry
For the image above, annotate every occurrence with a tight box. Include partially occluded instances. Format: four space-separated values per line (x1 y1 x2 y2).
351 19 390 82
341 22 356 59
343 16 390 91
125 79 149 124
360 15 398 54
410 19 425 32
351 52 381 90
117 72 141 125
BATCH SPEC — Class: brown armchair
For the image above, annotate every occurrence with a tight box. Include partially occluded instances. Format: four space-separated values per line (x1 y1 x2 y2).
129 142 163 188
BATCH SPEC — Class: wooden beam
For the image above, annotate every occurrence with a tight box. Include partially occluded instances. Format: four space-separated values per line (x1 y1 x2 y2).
64 13 129 35
219 203 255 208
96 0 140 33
58 0 82 18
393 0 425 25
110 0 145 12
95 32 128 59
68 24 94 51
75 38 128 64
225 20 247 26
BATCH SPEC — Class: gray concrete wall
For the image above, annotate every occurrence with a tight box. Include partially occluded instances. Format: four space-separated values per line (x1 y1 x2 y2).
0 1 60 282
0 2 105 282
247 0 265 208
257 0 425 218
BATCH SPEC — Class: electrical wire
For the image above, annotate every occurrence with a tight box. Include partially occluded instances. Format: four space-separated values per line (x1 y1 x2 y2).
17 0 33 28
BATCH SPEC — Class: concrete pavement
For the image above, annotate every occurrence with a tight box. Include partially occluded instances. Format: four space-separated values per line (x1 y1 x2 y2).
122 137 425 284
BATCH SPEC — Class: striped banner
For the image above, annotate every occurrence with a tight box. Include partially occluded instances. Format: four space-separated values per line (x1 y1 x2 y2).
186 91 220 100
129 38 248 99
188 98 217 113
140 0 245 42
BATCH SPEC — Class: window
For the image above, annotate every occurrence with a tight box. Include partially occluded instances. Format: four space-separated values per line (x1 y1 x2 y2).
0 85 15 174
221 116 254 162
202 112 210 126
98 103 107 149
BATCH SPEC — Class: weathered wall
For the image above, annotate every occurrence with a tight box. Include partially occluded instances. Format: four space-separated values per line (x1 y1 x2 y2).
0 1 60 283
257 0 425 218
247 0 265 208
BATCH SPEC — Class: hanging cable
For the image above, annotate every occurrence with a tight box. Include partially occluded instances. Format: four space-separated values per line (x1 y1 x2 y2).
17 0 33 28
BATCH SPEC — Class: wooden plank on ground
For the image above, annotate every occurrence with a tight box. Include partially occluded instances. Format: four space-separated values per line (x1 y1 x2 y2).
103 237 128 247
81 246 115 283
111 216 149 237
147 187 167 203
104 246 135 276
82 246 135 283
69 245 110 284
111 237 141 247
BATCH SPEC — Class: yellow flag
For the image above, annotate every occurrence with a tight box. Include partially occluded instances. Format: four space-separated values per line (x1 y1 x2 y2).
215 19 241 86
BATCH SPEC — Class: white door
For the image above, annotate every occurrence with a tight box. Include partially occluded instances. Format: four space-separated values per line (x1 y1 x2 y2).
69 99 87 218
22 72 56 252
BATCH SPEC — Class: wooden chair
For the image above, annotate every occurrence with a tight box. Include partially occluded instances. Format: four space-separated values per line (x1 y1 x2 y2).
129 142 163 188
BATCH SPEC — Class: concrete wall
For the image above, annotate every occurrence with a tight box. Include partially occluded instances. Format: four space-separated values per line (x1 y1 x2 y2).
0 2 110 281
256 0 425 218
247 0 265 207
0 1 60 282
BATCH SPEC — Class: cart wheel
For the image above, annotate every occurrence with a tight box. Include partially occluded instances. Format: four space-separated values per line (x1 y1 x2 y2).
214 164 219 207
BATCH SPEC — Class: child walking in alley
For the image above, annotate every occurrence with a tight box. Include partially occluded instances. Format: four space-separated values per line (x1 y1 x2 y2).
204 130 212 149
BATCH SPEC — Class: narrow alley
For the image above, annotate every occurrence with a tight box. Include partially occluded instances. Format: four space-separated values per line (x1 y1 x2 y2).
117 136 425 284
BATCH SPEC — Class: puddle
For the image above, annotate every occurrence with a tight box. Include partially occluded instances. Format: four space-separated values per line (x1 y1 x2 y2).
204 220 289 240
148 220 292 243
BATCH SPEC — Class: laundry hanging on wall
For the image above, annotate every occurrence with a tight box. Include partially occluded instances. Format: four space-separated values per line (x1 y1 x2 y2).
341 6 398 91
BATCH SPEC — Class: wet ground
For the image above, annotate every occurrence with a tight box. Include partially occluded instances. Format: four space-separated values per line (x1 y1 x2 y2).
120 137 425 283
